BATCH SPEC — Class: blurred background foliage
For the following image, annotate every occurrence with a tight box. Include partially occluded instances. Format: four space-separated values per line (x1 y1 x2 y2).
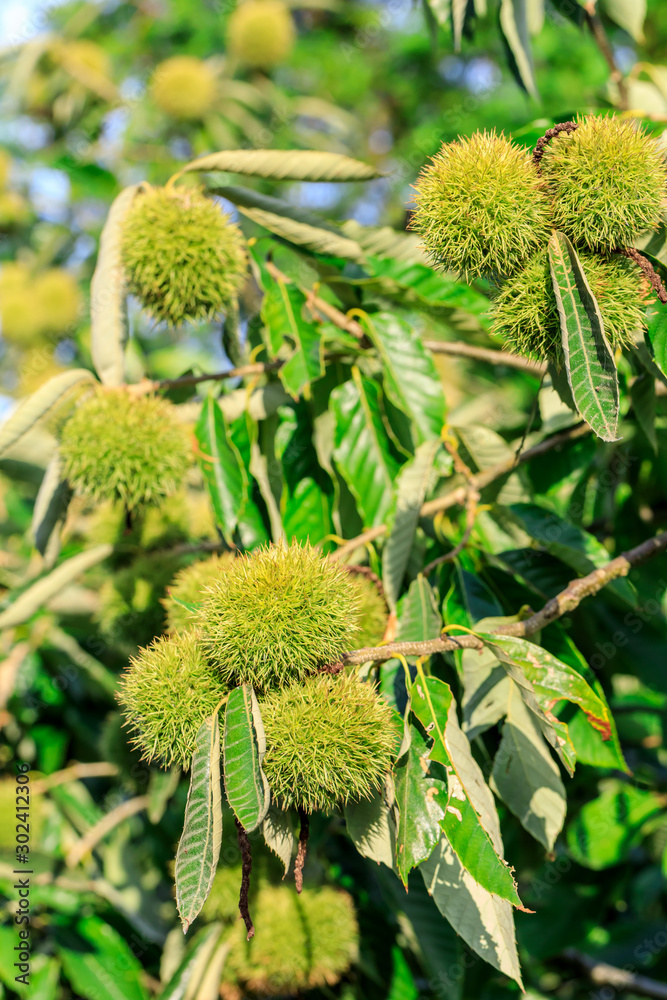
2 1 667 999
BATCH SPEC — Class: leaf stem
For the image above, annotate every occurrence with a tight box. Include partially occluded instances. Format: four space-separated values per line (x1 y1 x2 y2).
235 816 255 939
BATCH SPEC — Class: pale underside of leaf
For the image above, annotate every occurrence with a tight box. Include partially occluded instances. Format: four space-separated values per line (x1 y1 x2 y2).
262 805 294 876
0 368 95 458
175 714 223 933
345 785 395 868
548 230 619 442
178 148 380 182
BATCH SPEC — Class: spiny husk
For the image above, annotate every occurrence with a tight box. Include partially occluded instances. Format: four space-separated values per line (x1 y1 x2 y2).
118 629 227 769
121 185 247 327
60 389 191 510
199 542 361 690
260 673 396 813
411 130 552 278
226 0 295 69
348 571 388 647
33 269 81 334
490 248 647 362
223 883 359 996
151 56 217 119
541 114 667 251
164 553 236 632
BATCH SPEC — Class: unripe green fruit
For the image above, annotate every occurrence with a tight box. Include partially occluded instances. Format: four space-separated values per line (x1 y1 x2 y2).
490 249 646 361
348 571 389 647
33 268 81 334
223 883 359 995
151 56 217 119
0 287 45 345
226 0 295 70
60 390 191 510
118 629 227 768
260 673 396 812
121 186 247 327
541 115 667 251
198 542 361 689
411 131 552 278
165 553 236 632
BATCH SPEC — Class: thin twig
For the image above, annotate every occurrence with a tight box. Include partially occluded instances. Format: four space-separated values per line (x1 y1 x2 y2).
66 796 149 868
421 488 480 576
532 121 579 169
128 362 282 396
583 3 629 110
342 528 667 664
424 340 546 376
235 816 254 940
331 423 590 562
616 247 667 304
563 948 667 1000
341 563 387 602
33 761 119 796
294 809 310 894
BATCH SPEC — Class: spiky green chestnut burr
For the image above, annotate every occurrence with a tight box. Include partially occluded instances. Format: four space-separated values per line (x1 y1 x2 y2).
151 56 217 119
541 115 666 251
199 542 361 689
223 883 358 995
348 571 388 647
118 629 226 768
121 185 247 327
490 249 646 361
226 0 295 70
260 673 396 813
165 553 236 632
411 131 552 278
60 389 191 510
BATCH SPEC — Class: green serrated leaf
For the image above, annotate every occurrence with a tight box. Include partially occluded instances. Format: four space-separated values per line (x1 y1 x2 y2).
56 916 149 1000
237 204 363 260
179 148 380 181
548 230 619 441
490 681 566 851
631 371 657 451
223 685 270 832
567 781 661 870
645 302 667 379
175 713 223 933
452 0 467 49
31 449 72 561
331 371 402 527
90 185 141 386
393 723 446 884
383 441 440 611
196 396 247 545
397 576 442 642
410 675 522 905
273 284 324 398
600 0 646 42
367 313 446 444
158 924 224 1000
147 768 181 824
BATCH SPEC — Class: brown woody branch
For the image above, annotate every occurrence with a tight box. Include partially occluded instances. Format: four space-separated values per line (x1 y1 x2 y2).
331 423 591 563
616 247 667 304
424 340 546 375
563 948 667 1000
66 795 149 868
235 816 255 940
583 3 630 111
342 528 667 664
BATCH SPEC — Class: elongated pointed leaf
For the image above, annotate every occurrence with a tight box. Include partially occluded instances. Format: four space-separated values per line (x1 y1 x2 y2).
332 372 402 527
452 0 467 50
420 838 523 986
31 449 72 560
262 282 323 397
499 0 539 100
223 685 270 832
490 682 566 851
478 633 612 740
410 676 522 906
90 185 141 386
645 302 667 379
397 576 442 642
178 149 379 182
237 204 363 260
175 713 223 932
158 925 224 1000
548 230 619 441
55 915 149 1000
0 369 95 457
367 314 446 444
0 543 112 630
393 724 446 884
383 441 440 611
195 396 247 544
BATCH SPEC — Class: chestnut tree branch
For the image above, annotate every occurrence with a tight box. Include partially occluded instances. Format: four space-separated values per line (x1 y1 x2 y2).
342 527 667 664
563 948 667 1000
